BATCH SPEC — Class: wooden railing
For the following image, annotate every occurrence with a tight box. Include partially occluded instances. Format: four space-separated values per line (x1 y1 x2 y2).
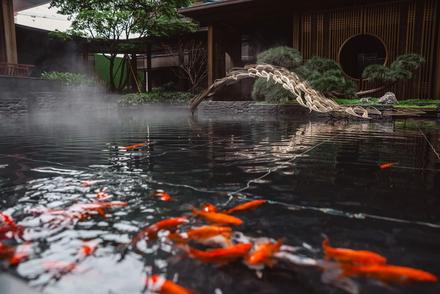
0 63 35 77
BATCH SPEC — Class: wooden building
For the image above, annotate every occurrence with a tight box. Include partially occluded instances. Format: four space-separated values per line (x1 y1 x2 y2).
180 0 440 99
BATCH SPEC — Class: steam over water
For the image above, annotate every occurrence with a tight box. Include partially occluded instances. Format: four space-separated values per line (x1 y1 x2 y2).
1 108 440 293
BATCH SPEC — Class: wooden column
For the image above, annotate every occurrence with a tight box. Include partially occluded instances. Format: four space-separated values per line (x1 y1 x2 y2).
146 44 152 92
434 5 440 99
292 12 301 50
1 0 17 64
207 25 215 85
208 24 226 86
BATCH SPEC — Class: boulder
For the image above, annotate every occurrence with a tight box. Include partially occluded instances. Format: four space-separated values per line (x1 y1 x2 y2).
378 92 398 105
360 97 372 104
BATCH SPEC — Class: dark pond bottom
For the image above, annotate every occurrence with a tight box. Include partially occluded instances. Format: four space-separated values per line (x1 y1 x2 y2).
1 108 440 294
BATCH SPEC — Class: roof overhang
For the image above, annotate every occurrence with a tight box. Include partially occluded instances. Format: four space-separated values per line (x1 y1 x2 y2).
179 0 399 25
13 0 50 12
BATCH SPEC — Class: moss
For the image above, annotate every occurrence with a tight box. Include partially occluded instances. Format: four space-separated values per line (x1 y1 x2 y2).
335 98 440 109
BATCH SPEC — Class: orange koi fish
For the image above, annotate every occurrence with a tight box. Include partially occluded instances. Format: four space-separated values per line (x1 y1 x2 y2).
124 143 146 150
192 209 243 226
0 242 15 260
135 217 189 241
152 190 172 202
343 264 438 284
79 242 97 257
245 239 283 267
73 201 128 212
323 239 387 266
43 261 77 273
146 275 193 294
189 243 252 264
181 225 233 247
200 203 217 213
0 212 23 238
186 226 232 241
9 243 31 266
224 200 267 214
379 162 397 170
91 201 128 208
0 242 31 266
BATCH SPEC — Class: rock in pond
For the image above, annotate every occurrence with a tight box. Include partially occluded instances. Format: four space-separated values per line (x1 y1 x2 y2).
378 92 398 105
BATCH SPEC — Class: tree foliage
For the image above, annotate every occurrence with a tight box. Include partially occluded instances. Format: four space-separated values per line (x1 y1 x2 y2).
362 53 424 83
252 47 355 102
256 46 303 71
252 47 425 102
299 57 357 97
49 0 196 91
359 53 424 96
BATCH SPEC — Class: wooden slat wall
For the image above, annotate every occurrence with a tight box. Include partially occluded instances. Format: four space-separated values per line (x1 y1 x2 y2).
296 0 439 99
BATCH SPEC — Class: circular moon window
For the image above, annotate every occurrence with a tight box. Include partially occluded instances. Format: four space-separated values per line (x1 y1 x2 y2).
339 34 387 79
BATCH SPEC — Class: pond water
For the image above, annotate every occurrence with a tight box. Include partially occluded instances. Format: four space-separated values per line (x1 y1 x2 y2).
1 109 439 294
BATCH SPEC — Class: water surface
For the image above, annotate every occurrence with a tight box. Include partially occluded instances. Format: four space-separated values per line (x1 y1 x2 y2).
1 109 439 293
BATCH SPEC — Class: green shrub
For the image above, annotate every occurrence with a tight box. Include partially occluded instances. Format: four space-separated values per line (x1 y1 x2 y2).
41 71 94 86
256 46 303 70
252 78 293 103
252 46 303 102
252 47 356 102
362 53 424 83
298 57 357 97
118 89 193 106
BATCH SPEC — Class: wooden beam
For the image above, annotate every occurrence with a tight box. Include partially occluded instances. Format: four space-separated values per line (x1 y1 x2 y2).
1 0 17 64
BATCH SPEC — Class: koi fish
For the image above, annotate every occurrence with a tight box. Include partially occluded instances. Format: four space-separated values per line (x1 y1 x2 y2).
27 208 92 221
224 200 267 214
0 242 30 266
96 191 112 200
152 190 172 202
379 162 397 170
72 201 128 212
79 242 97 257
81 180 92 188
200 203 217 213
323 239 387 266
124 143 146 150
186 226 232 241
343 264 438 284
0 212 23 238
91 201 128 208
134 217 188 242
189 243 252 264
43 261 77 273
146 275 193 294
192 209 242 226
185 226 233 247
245 239 283 267
0 242 15 260
9 243 31 266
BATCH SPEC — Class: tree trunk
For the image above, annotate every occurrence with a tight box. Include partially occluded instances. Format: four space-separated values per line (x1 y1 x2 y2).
356 81 397 97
